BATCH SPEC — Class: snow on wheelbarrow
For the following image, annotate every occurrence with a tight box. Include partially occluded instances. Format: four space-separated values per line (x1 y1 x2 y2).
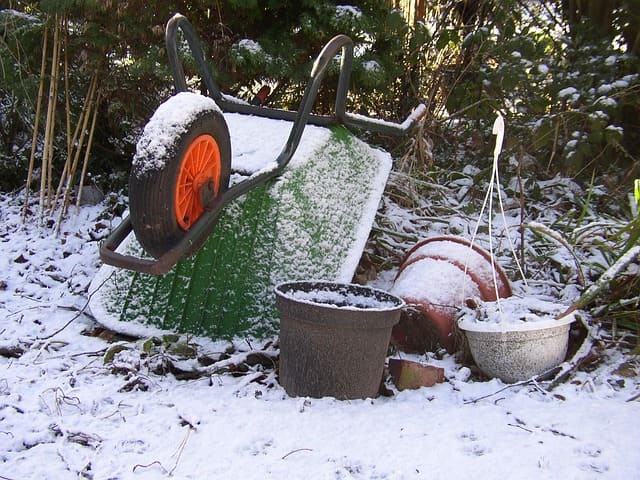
89 13 426 340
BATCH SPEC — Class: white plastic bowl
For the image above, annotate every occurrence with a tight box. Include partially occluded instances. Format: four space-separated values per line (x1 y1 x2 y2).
459 314 575 383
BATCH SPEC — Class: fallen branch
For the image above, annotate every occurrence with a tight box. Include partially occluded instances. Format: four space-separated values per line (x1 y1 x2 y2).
205 347 279 376
560 245 640 317
547 349 600 391
168 425 193 476
525 221 585 286
133 461 167 475
132 423 195 476
626 392 640 402
37 272 113 341
464 378 539 404
282 448 314 460
546 313 598 390
507 423 534 434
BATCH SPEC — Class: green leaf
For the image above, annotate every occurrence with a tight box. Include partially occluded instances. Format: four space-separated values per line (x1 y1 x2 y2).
104 344 129 365
635 179 640 204
142 337 158 354
168 342 198 359
162 334 180 345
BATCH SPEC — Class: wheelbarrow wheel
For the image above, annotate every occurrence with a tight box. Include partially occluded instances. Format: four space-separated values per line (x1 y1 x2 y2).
129 106 231 260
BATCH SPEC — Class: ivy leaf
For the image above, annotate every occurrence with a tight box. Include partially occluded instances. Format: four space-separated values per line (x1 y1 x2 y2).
168 342 198 359
162 334 180 345
104 344 129 365
142 337 159 354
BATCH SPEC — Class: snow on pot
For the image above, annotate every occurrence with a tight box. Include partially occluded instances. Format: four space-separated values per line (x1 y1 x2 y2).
390 236 512 353
458 296 576 383
275 281 404 400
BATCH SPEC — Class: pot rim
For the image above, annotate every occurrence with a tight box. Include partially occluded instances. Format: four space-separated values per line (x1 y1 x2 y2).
458 310 577 333
275 280 405 312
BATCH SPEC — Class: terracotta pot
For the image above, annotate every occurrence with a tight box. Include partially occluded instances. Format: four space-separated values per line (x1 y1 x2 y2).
391 236 512 353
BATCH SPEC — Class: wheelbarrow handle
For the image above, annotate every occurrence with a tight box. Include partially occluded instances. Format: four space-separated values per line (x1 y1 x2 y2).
99 216 179 275
166 14 222 99
165 13 426 137
100 15 427 275
100 200 226 276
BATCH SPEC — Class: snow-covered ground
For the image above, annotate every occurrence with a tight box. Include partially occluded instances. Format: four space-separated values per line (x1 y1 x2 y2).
1 194 638 480
2 161 640 478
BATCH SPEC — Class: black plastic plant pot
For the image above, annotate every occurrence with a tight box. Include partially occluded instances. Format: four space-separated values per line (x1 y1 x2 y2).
275 281 404 400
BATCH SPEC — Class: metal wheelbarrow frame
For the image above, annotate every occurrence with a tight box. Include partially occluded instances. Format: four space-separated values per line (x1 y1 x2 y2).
100 13 426 275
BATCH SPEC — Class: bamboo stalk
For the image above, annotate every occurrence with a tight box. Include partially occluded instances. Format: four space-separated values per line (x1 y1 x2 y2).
559 245 640 318
47 21 63 210
39 16 61 219
64 18 72 167
56 87 88 203
51 72 94 215
75 93 100 209
55 73 98 226
22 24 49 221
51 17 73 215
38 18 55 217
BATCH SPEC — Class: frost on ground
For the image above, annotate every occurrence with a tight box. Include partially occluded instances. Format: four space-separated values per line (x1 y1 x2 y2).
1 160 640 480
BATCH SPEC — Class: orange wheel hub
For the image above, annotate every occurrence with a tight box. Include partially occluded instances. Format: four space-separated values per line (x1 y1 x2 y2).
174 134 221 230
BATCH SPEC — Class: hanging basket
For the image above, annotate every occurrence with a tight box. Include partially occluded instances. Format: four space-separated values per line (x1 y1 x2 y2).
459 313 575 383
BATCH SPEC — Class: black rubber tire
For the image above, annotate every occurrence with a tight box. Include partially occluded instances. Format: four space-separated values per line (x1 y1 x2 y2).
129 108 231 260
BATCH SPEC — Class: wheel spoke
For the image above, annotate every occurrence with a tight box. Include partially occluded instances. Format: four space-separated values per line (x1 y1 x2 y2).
174 134 221 230
196 142 205 170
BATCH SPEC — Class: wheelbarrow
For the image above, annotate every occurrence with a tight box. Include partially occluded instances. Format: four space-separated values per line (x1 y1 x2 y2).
99 13 426 276
91 14 425 339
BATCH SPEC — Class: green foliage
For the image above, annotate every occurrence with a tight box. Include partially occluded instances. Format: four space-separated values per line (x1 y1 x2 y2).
39 0 100 14
0 1 420 192
422 1 640 178
1 1 640 193
0 9 42 190
104 335 198 367
221 1 411 114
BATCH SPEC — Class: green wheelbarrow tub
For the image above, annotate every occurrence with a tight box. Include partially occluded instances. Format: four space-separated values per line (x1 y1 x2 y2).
89 113 392 340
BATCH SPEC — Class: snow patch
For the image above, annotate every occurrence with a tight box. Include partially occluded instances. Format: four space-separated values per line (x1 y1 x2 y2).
458 296 576 331
132 92 222 175
596 96 617 107
558 87 579 101
362 59 381 73
236 38 264 55
280 286 402 311
391 257 482 308
605 55 617 66
335 5 362 18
